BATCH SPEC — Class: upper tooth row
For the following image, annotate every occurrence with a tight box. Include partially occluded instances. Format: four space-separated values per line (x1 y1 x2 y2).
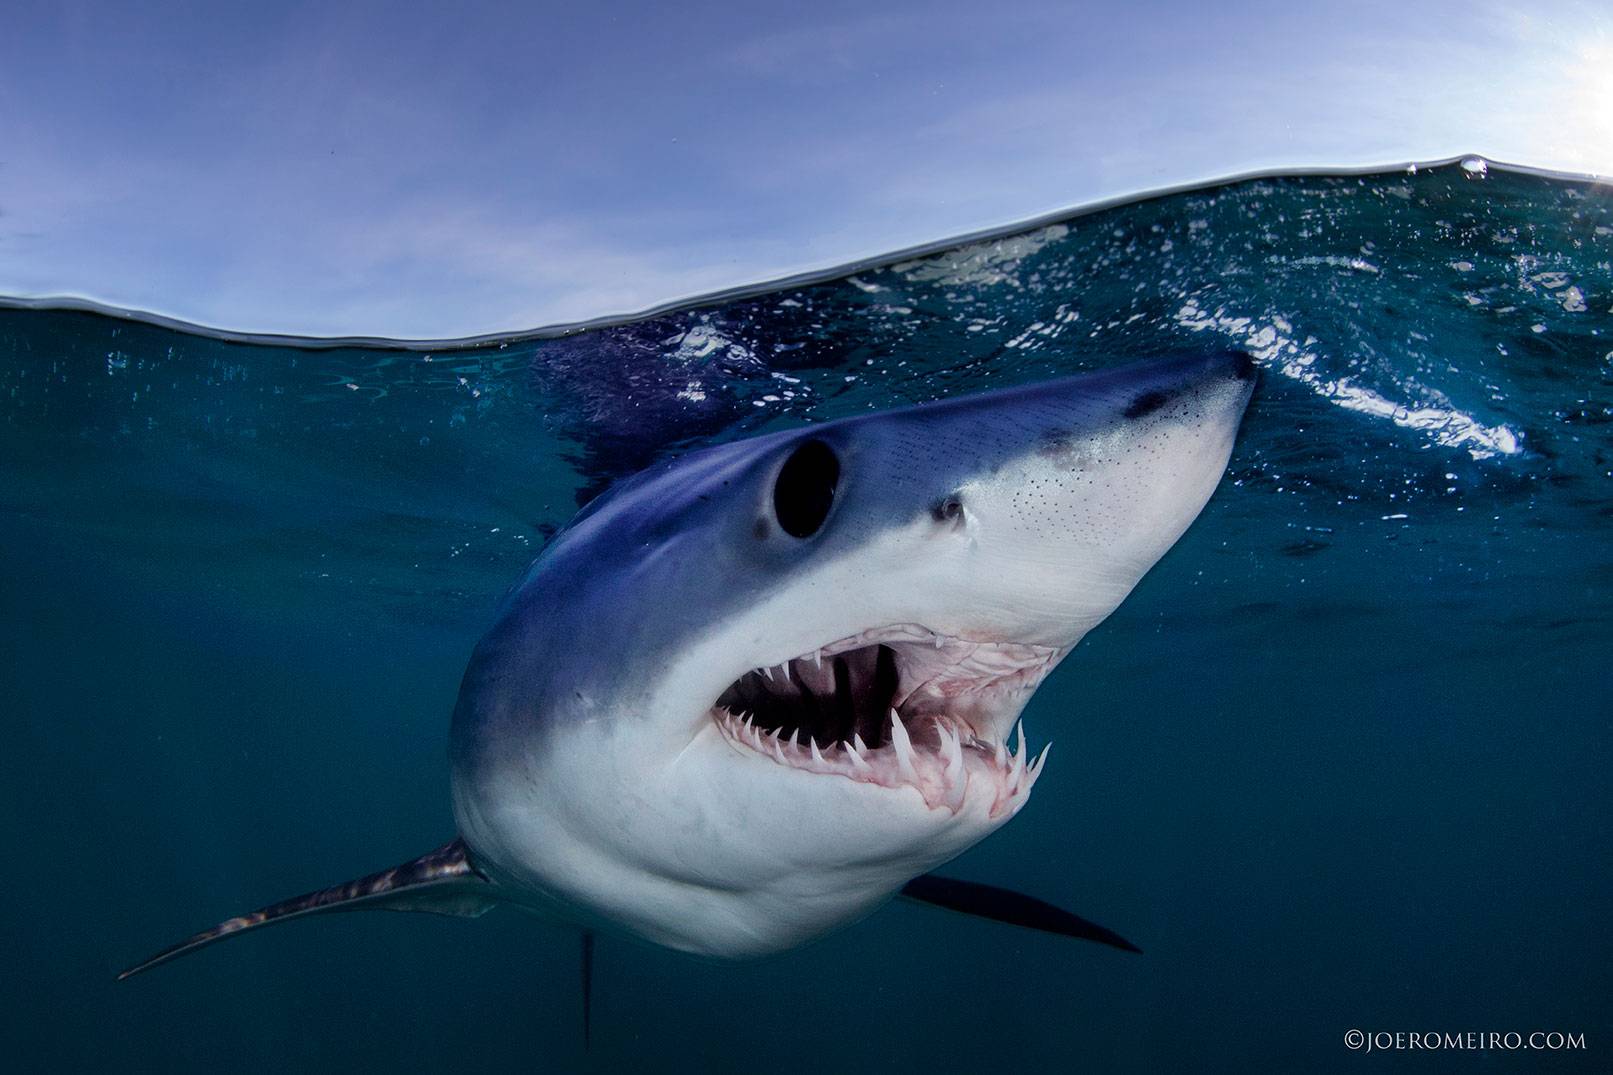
757 630 955 681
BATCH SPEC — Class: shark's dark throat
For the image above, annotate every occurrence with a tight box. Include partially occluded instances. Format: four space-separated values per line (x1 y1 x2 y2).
715 643 900 749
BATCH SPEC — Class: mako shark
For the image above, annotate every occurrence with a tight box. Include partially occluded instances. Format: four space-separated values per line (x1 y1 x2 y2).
121 350 1255 1008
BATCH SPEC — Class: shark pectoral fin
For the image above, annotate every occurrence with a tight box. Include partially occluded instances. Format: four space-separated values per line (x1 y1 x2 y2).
898 874 1142 954
117 837 498 980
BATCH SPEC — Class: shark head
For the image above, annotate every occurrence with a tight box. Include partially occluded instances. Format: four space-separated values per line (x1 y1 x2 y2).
448 350 1255 957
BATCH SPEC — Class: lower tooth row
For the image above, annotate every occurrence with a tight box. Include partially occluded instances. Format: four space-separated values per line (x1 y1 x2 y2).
714 707 1049 814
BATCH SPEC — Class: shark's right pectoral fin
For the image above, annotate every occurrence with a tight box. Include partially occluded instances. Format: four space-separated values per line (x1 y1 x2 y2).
899 873 1142 954
118 837 499 980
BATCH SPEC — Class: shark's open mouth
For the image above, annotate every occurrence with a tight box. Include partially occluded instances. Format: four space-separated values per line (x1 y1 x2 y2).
712 624 1057 815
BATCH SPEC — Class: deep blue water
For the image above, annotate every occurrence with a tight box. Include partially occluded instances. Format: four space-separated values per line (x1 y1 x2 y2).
2 160 1610 1071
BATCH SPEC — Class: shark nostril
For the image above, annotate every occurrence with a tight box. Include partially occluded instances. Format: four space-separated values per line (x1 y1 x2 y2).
1122 390 1169 420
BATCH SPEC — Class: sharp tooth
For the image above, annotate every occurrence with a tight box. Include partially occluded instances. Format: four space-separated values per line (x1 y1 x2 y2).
889 708 916 781
811 649 823 670
771 737 788 763
810 738 824 764
853 732 870 755
1024 743 1051 793
762 664 776 682
1009 721 1027 789
792 728 804 750
844 740 871 771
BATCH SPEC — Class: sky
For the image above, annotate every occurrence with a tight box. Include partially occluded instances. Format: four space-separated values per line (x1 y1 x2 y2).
1 0 1610 339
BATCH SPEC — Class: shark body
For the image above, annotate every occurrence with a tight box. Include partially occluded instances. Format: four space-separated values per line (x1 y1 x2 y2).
122 350 1254 984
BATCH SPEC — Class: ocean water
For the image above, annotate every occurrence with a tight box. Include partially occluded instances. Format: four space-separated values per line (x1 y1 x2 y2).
2 159 1609 1071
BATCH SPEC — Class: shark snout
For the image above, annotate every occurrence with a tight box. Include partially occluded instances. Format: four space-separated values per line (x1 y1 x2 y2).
1049 347 1256 431
876 349 1255 491
1110 348 1256 424
879 350 1255 652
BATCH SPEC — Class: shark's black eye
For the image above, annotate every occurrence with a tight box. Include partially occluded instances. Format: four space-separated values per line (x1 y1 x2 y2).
773 439 839 539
